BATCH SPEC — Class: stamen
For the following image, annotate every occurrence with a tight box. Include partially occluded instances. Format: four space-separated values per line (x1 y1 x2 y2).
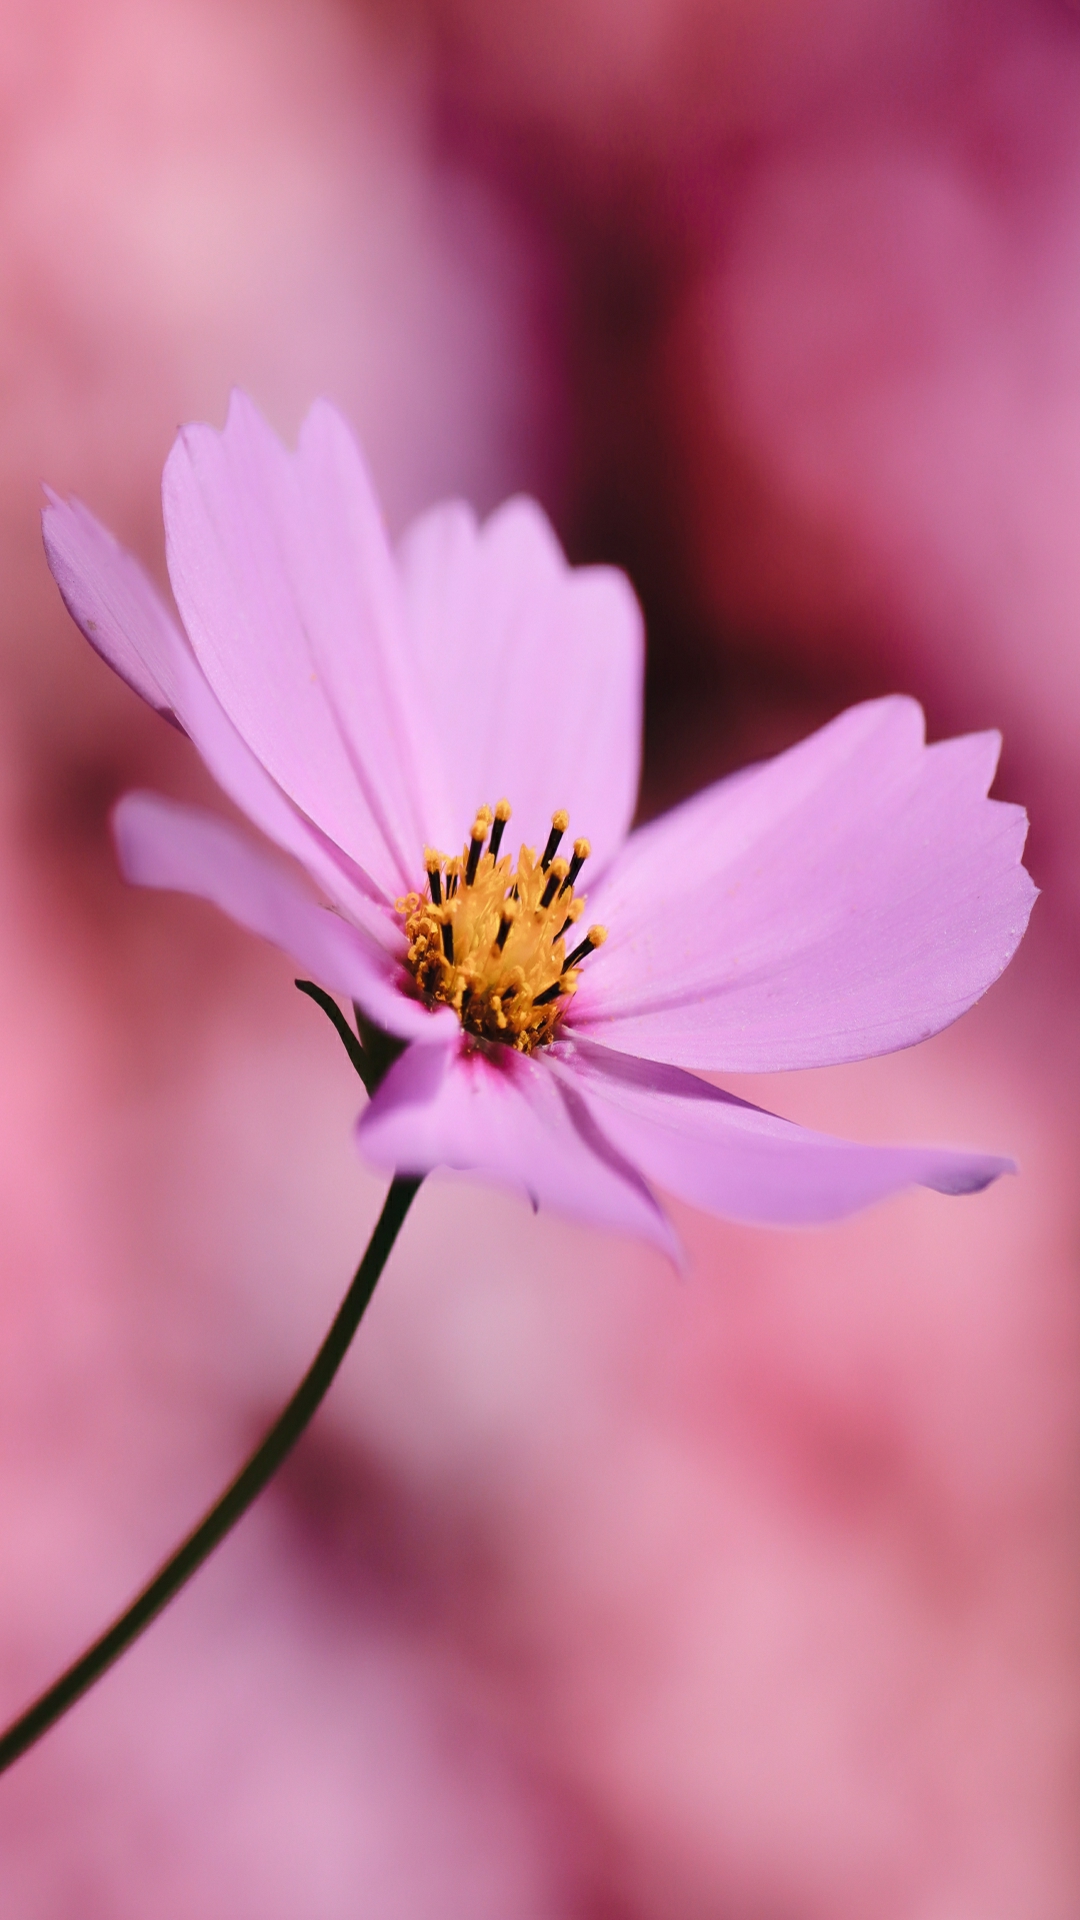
488 798 511 861
533 927 607 1007
441 920 455 964
541 810 570 871
560 838 591 896
564 924 607 971
465 808 491 887
540 857 569 910
424 849 442 907
495 901 518 951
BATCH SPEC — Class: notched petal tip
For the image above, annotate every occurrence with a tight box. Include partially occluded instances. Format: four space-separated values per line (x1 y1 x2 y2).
575 696 1038 1073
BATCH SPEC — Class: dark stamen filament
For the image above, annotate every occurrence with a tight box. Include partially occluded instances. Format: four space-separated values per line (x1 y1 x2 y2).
441 921 455 963
531 979 564 1007
465 834 484 887
427 866 442 907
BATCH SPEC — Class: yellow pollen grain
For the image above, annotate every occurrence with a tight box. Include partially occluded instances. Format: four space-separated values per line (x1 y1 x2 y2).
397 804 602 1052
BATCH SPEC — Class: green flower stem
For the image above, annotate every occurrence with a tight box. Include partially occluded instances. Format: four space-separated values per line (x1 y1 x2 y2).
0 1172 422 1777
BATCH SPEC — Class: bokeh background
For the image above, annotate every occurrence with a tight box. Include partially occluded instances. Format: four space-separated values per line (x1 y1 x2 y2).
0 0 1078 1913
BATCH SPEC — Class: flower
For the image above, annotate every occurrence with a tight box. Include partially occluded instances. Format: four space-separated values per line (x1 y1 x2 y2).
44 393 1035 1260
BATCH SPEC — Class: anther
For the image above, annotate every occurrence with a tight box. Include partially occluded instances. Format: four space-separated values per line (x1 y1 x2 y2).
541 810 570 871
564 925 607 971
488 798 511 861
560 838 591 896
540 857 569 909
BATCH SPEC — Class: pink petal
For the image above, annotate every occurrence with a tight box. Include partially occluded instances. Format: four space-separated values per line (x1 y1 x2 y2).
356 1039 679 1258
43 491 397 946
397 495 642 870
163 393 437 896
42 490 185 722
571 697 1036 1070
113 794 453 1044
553 1037 1013 1226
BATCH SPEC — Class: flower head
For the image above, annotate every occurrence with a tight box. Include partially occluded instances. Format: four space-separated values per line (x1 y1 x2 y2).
400 808 607 1050
44 393 1036 1260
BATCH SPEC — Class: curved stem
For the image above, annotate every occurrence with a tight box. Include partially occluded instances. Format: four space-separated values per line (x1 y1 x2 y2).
0 1173 422 1777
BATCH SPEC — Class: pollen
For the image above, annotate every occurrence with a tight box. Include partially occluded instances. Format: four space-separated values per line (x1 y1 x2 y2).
397 805 606 1051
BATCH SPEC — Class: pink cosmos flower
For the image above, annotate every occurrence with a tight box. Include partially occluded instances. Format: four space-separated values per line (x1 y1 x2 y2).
43 393 1034 1260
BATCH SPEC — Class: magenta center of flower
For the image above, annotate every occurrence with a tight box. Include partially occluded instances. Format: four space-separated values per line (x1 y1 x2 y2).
397 802 606 1052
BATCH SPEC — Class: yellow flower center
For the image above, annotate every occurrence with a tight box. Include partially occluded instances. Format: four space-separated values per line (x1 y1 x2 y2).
397 801 606 1052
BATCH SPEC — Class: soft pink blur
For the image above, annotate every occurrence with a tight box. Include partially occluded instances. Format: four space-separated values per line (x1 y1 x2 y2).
0 0 1078 1914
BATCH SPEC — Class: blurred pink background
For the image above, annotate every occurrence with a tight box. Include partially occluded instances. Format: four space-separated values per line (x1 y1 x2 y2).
0 0 1078 1913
